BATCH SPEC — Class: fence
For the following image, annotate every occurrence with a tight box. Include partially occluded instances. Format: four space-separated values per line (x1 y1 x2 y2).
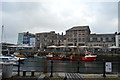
13 58 120 75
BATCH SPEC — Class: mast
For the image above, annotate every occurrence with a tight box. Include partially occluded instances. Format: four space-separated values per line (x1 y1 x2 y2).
0 25 3 56
0 25 3 62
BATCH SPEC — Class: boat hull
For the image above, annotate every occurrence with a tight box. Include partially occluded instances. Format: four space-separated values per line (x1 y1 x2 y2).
69 57 81 61
47 57 63 60
82 56 96 61
14 55 26 57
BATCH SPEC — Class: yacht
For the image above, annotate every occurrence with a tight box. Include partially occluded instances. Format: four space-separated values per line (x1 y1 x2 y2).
0 55 18 62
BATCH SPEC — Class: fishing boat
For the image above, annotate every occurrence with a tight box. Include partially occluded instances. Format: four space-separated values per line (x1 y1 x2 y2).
46 53 64 60
69 51 97 61
82 51 97 61
69 55 81 61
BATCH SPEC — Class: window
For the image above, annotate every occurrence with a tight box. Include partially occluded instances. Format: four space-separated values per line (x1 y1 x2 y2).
68 44 73 46
106 37 109 42
78 43 85 46
93 37 97 41
44 35 47 37
82 38 85 42
79 38 81 42
101 38 103 41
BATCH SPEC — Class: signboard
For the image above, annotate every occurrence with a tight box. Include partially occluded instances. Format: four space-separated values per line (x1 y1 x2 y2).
105 62 112 72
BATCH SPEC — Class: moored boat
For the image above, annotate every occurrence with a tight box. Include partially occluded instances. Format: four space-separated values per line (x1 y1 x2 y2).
69 55 81 61
82 51 97 61
14 52 26 57
69 51 97 61
6 54 27 61
46 53 64 60
0 55 18 62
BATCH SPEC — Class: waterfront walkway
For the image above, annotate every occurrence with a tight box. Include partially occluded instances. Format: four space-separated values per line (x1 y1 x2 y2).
0 72 1 80
1 72 120 80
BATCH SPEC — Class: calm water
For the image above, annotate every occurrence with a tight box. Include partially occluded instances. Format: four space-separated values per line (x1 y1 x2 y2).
13 57 119 74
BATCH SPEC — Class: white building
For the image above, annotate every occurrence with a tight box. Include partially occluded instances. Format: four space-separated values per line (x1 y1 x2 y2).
115 34 120 47
116 2 120 47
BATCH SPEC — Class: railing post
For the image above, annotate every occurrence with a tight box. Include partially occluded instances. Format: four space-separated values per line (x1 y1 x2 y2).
118 57 120 77
103 59 106 77
43 59 47 73
31 70 35 76
77 61 79 73
18 58 20 76
50 60 53 77
23 70 26 76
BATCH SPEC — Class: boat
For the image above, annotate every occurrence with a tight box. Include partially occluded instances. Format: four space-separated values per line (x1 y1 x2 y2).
6 54 27 61
0 25 19 63
69 55 81 61
69 51 97 61
46 53 63 60
82 51 97 61
14 52 26 57
0 55 18 62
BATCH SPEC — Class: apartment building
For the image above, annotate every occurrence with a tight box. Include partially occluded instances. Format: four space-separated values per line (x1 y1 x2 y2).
17 32 35 46
66 26 90 46
35 31 66 51
54 33 66 46
87 34 116 47
115 33 120 47
35 31 56 51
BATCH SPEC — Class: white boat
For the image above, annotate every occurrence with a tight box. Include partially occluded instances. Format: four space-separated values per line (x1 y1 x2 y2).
14 56 27 61
6 54 27 61
0 25 26 63
1 56 17 62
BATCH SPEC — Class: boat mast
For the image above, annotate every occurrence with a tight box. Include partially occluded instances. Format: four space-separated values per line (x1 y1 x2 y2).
0 25 4 55
0 25 3 62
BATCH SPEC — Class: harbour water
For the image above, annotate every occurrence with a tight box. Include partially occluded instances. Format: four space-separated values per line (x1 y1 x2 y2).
13 57 119 74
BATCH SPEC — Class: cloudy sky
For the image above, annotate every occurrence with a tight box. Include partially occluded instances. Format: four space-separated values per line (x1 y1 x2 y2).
0 0 119 44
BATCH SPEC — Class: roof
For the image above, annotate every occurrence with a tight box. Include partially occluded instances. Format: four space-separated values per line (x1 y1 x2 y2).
89 34 115 36
66 26 90 31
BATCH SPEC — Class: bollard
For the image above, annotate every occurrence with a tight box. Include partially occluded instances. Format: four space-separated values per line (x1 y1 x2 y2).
50 61 53 77
77 61 79 73
23 70 27 76
2 63 13 78
103 59 106 77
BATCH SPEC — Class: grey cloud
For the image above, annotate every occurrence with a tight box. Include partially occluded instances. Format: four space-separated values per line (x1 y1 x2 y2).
1 1 118 43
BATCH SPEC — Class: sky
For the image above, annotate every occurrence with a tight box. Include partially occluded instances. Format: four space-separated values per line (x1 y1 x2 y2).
0 0 119 44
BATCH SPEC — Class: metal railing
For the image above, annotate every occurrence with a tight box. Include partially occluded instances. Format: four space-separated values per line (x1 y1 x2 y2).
13 58 120 76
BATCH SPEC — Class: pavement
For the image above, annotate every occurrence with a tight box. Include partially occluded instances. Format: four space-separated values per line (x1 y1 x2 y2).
1 72 120 80
0 72 2 80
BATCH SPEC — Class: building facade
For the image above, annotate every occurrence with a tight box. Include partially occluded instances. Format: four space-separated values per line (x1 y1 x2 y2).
115 33 120 47
66 26 90 46
35 31 66 51
17 32 35 46
17 26 117 53
87 34 116 47
54 33 66 46
35 31 56 51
